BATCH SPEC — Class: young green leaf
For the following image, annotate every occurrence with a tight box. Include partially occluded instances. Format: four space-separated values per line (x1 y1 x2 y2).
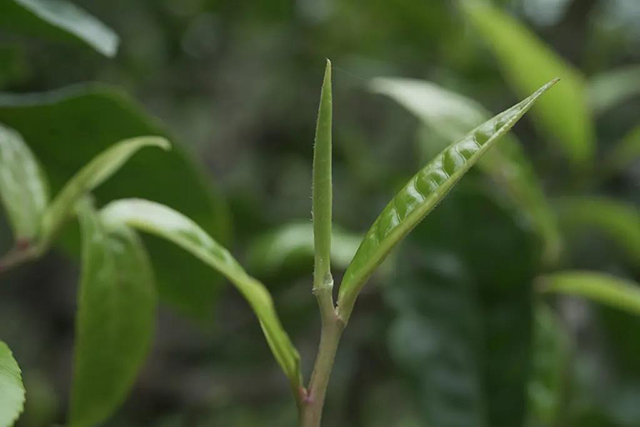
0 86 230 319
313 59 334 294
0 123 49 241
337 79 557 321
0 0 119 57
588 65 640 114
540 271 640 315
0 341 25 427
247 222 361 278
556 197 640 266
71 199 156 427
459 0 594 168
371 77 561 263
39 136 169 248
100 198 302 397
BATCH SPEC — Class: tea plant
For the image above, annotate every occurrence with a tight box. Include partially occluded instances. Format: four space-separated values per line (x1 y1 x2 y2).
0 59 557 426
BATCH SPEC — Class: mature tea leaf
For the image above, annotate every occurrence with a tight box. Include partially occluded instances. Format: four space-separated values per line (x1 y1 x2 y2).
372 77 561 263
40 137 169 247
312 59 333 292
338 79 556 321
556 197 640 266
0 341 25 427
0 85 230 319
71 199 156 427
589 66 640 114
100 199 302 394
541 271 640 315
247 222 361 279
459 0 594 168
387 183 537 427
0 0 119 57
0 123 48 241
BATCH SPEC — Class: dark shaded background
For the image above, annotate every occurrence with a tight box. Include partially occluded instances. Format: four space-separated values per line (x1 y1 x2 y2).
1 0 639 426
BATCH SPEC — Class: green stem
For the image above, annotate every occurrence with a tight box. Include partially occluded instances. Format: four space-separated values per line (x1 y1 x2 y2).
300 290 344 427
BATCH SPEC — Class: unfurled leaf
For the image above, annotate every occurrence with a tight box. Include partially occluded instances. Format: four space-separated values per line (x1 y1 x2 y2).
71 199 156 427
0 0 119 57
0 85 230 319
556 197 640 266
589 65 640 114
100 199 302 395
372 77 561 262
0 341 25 427
604 125 640 175
40 136 169 247
247 222 361 278
459 0 594 168
312 59 333 292
0 123 48 241
337 79 557 321
541 271 640 315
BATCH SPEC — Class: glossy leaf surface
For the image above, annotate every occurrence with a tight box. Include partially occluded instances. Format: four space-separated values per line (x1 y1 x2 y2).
372 77 561 262
0 0 119 57
459 0 594 167
71 200 156 427
541 271 640 315
0 85 230 319
0 123 48 241
387 183 537 427
312 59 333 291
100 198 302 392
556 197 640 266
40 136 169 247
338 79 556 320
0 341 25 427
247 222 361 279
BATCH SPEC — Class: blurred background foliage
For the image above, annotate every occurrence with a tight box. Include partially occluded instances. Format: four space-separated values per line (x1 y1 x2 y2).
0 0 639 426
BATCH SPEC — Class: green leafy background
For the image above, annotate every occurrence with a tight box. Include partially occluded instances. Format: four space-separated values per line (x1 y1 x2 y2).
0 0 639 426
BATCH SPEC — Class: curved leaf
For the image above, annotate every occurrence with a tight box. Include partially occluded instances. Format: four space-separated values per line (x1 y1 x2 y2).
247 222 361 278
556 197 640 266
337 79 557 321
312 59 333 293
540 271 640 315
0 0 119 57
371 77 561 262
0 341 25 427
100 198 302 395
71 199 156 427
0 85 231 319
40 136 169 247
0 123 48 241
589 65 640 114
459 0 594 168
